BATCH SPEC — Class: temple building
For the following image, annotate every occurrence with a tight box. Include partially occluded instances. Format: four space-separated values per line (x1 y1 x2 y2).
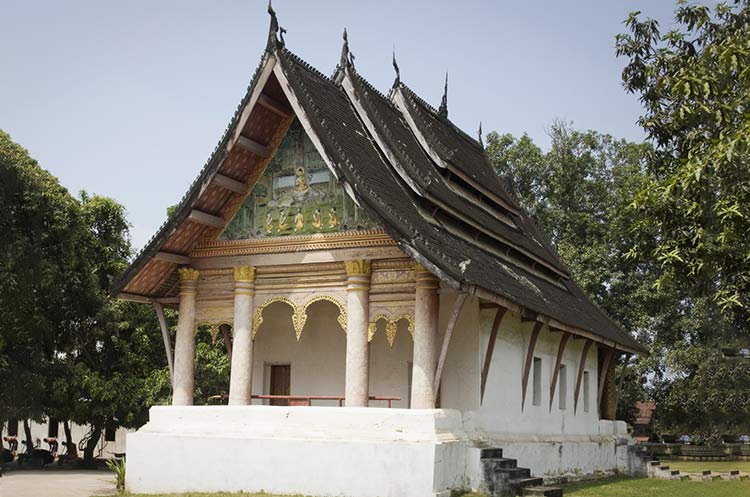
113 5 648 497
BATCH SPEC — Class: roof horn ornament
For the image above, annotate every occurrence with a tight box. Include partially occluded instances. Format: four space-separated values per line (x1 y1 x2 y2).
438 72 448 118
478 122 484 148
392 49 401 86
340 28 350 68
267 0 285 50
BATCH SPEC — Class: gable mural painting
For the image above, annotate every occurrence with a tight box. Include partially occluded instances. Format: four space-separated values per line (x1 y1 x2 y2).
221 119 376 240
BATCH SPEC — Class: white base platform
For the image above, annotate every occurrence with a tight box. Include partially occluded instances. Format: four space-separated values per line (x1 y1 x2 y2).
126 407 642 496
126 406 470 497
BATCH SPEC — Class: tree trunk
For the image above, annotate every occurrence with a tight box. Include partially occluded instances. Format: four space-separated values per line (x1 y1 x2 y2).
22 419 33 453
1 424 4 450
63 420 73 456
82 423 102 464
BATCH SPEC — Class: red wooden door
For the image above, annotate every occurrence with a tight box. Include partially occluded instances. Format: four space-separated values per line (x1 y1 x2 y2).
269 365 290 406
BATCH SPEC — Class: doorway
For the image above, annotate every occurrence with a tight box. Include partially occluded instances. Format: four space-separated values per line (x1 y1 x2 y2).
269 364 291 406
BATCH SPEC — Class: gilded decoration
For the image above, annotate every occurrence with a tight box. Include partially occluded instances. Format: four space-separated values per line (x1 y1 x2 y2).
177 267 200 282
368 314 414 348
220 119 376 241
233 266 257 282
252 295 347 342
344 259 372 276
195 320 233 343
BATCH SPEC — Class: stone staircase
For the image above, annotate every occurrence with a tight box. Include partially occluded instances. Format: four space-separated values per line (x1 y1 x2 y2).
481 448 563 497
647 460 750 481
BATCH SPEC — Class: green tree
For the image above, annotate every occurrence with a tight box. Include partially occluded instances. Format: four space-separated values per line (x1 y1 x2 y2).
0 130 97 449
616 0 750 322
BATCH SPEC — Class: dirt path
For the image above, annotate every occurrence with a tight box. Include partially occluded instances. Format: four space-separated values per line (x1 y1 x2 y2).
0 469 115 497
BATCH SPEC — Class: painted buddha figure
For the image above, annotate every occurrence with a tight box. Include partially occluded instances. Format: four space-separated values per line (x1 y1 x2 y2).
277 208 289 232
294 208 304 232
294 166 309 192
312 207 322 229
328 206 339 228
265 212 274 234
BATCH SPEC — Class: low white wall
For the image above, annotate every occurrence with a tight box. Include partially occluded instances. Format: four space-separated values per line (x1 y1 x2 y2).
2 420 128 458
127 406 469 497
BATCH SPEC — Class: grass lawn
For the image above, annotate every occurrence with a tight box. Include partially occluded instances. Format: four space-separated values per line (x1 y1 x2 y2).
113 477 750 497
662 459 750 473
564 476 750 497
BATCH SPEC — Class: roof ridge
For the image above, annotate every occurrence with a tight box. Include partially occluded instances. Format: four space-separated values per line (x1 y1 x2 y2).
398 82 485 150
280 48 334 84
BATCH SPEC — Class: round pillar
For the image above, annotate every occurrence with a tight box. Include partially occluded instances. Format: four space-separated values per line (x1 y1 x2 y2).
344 260 371 407
173 267 199 406
229 266 256 406
411 263 439 409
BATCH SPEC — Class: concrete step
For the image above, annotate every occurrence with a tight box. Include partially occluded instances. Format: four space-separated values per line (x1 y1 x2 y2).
522 486 563 497
510 477 544 495
495 467 531 481
481 448 504 459
482 457 518 469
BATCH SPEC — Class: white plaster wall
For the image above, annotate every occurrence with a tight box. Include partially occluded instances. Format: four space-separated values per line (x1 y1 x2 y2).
127 406 469 497
369 319 413 408
251 300 346 406
471 307 601 437
437 291 481 412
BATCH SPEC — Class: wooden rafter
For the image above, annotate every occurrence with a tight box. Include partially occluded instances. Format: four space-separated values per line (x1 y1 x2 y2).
614 353 631 416
212 173 247 194
257 93 293 118
153 302 174 385
154 251 191 265
520 321 543 410
597 345 616 417
573 339 593 414
188 209 226 229
433 293 468 403
548 331 571 411
236 135 271 157
480 306 507 403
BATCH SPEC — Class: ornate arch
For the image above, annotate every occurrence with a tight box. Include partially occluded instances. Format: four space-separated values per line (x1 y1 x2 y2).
195 320 233 343
302 295 347 335
252 296 304 340
368 314 414 348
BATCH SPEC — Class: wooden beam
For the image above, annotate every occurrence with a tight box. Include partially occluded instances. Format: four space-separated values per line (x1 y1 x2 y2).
154 251 191 265
212 173 247 194
480 306 507 403
257 93 293 118
236 135 270 157
573 339 593 414
597 345 616 417
188 209 225 229
520 321 544 411
153 302 174 385
549 332 571 411
117 292 151 303
521 309 539 322
614 353 631 416
221 325 233 364
433 293 468 404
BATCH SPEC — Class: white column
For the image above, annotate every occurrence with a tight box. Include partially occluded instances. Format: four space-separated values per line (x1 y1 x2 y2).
229 266 256 405
344 260 371 407
411 263 439 409
173 267 199 406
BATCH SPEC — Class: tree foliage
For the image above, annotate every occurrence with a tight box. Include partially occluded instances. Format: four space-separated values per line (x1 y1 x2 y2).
616 0 750 322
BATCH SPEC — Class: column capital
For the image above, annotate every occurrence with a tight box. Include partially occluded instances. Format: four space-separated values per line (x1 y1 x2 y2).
177 267 200 282
233 266 257 283
345 259 371 276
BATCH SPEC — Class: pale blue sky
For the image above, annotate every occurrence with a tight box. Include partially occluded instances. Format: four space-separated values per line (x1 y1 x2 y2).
1 1 678 250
